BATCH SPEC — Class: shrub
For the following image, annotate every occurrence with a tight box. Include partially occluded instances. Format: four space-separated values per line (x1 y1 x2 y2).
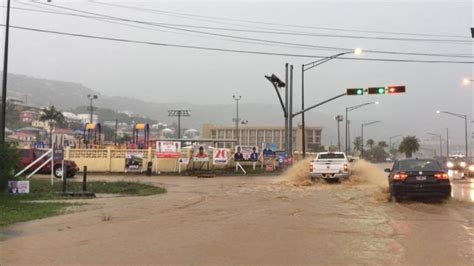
0 144 19 192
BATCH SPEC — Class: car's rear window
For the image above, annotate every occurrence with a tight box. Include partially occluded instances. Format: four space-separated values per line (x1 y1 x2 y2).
318 153 345 159
396 160 442 171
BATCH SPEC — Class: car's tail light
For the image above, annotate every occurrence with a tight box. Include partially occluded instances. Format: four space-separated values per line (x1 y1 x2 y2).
343 163 349 172
434 173 449 180
309 164 313 172
393 172 408 180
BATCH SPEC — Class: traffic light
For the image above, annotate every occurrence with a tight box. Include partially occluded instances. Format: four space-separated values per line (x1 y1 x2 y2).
346 88 364 96
368 87 385 94
387 86 406 94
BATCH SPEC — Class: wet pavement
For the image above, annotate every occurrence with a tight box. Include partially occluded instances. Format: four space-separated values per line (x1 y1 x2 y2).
1 163 473 265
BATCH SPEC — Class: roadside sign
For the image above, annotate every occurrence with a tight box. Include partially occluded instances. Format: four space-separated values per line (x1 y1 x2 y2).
213 149 228 165
54 147 64 160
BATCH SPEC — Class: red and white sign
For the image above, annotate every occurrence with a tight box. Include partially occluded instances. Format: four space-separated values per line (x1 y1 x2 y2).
213 149 228 165
156 141 181 158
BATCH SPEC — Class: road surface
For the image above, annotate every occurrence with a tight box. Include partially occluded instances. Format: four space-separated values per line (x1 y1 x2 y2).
1 161 473 265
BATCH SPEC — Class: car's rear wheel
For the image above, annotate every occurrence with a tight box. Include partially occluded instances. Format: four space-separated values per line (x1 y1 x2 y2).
54 165 65 178
389 188 401 202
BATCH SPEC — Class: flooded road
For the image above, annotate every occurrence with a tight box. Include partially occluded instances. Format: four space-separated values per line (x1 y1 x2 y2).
1 161 473 265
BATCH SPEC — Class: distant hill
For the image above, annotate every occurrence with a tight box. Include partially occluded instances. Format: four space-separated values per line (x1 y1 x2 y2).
2 73 339 144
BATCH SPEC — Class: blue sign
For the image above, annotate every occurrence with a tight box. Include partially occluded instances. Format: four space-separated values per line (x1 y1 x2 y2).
33 141 45 149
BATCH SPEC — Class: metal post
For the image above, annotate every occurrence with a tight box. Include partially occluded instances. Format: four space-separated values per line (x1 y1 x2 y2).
82 166 87 192
348 120 351 154
284 63 289 154
288 65 293 156
177 112 181 139
465 116 469 161
89 98 93 124
439 135 443 159
361 124 364 157
336 117 341 151
236 98 240 145
1 0 11 145
301 64 306 158
446 128 449 157
345 108 348 154
62 160 66 193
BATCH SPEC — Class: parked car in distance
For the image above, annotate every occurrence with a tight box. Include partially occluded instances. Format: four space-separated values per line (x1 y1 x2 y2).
385 158 451 202
18 148 79 178
310 152 351 183
464 163 474 178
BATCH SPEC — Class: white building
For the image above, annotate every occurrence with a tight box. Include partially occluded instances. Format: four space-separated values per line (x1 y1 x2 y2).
77 114 98 124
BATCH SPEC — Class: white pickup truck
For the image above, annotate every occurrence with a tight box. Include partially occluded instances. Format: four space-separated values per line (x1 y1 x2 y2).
310 152 351 183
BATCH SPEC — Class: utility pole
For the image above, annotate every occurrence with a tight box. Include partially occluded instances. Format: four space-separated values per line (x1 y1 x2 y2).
232 95 242 145
446 128 450 158
1 0 11 145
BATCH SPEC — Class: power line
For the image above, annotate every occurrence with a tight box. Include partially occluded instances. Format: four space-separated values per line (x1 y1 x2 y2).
25 2 474 59
4 24 473 64
8 4 321 51
10 4 474 45
92 0 472 39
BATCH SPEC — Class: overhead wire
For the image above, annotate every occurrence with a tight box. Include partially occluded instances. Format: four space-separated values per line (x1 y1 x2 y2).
24 1 474 59
3 24 473 64
91 0 472 39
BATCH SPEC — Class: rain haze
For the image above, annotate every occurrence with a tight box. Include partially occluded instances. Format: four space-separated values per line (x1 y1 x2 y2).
2 1 474 265
2 0 473 147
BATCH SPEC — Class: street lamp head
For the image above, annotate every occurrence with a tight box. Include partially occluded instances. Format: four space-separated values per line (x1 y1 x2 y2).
462 78 471 85
436 110 441 114
375 101 379 105
353 48 363 55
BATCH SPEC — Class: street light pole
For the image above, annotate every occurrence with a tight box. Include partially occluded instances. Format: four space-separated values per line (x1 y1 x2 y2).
301 49 362 157
335 115 343 151
87 94 98 124
437 110 469 161
446 128 450 158
427 132 443 158
389 134 402 151
345 101 379 155
1 0 11 145
361 121 381 157
232 95 242 146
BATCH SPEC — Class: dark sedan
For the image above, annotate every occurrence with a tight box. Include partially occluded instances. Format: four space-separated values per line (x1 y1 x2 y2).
385 159 451 202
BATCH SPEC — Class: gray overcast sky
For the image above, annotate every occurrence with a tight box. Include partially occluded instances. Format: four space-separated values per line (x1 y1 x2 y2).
1 0 473 149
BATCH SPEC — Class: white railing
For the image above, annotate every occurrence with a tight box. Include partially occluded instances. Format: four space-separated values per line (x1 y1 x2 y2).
15 149 52 177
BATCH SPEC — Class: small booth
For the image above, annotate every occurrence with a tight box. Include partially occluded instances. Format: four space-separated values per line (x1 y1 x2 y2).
131 123 150 149
83 123 102 148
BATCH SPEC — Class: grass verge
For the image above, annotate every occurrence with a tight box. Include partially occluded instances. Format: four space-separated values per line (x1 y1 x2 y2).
0 179 166 226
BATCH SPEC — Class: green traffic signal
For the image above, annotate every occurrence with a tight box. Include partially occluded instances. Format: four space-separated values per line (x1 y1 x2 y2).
346 88 364 96
368 87 386 94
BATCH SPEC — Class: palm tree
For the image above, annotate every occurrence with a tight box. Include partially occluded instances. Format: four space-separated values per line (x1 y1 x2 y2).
353 137 362 153
40 106 64 147
378 141 388 149
398 136 420 158
366 139 375 149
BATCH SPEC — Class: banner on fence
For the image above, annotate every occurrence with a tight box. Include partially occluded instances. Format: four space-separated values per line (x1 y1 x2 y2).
193 145 209 162
125 152 144 171
262 143 277 158
156 141 181 158
213 148 228 165
234 146 259 162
